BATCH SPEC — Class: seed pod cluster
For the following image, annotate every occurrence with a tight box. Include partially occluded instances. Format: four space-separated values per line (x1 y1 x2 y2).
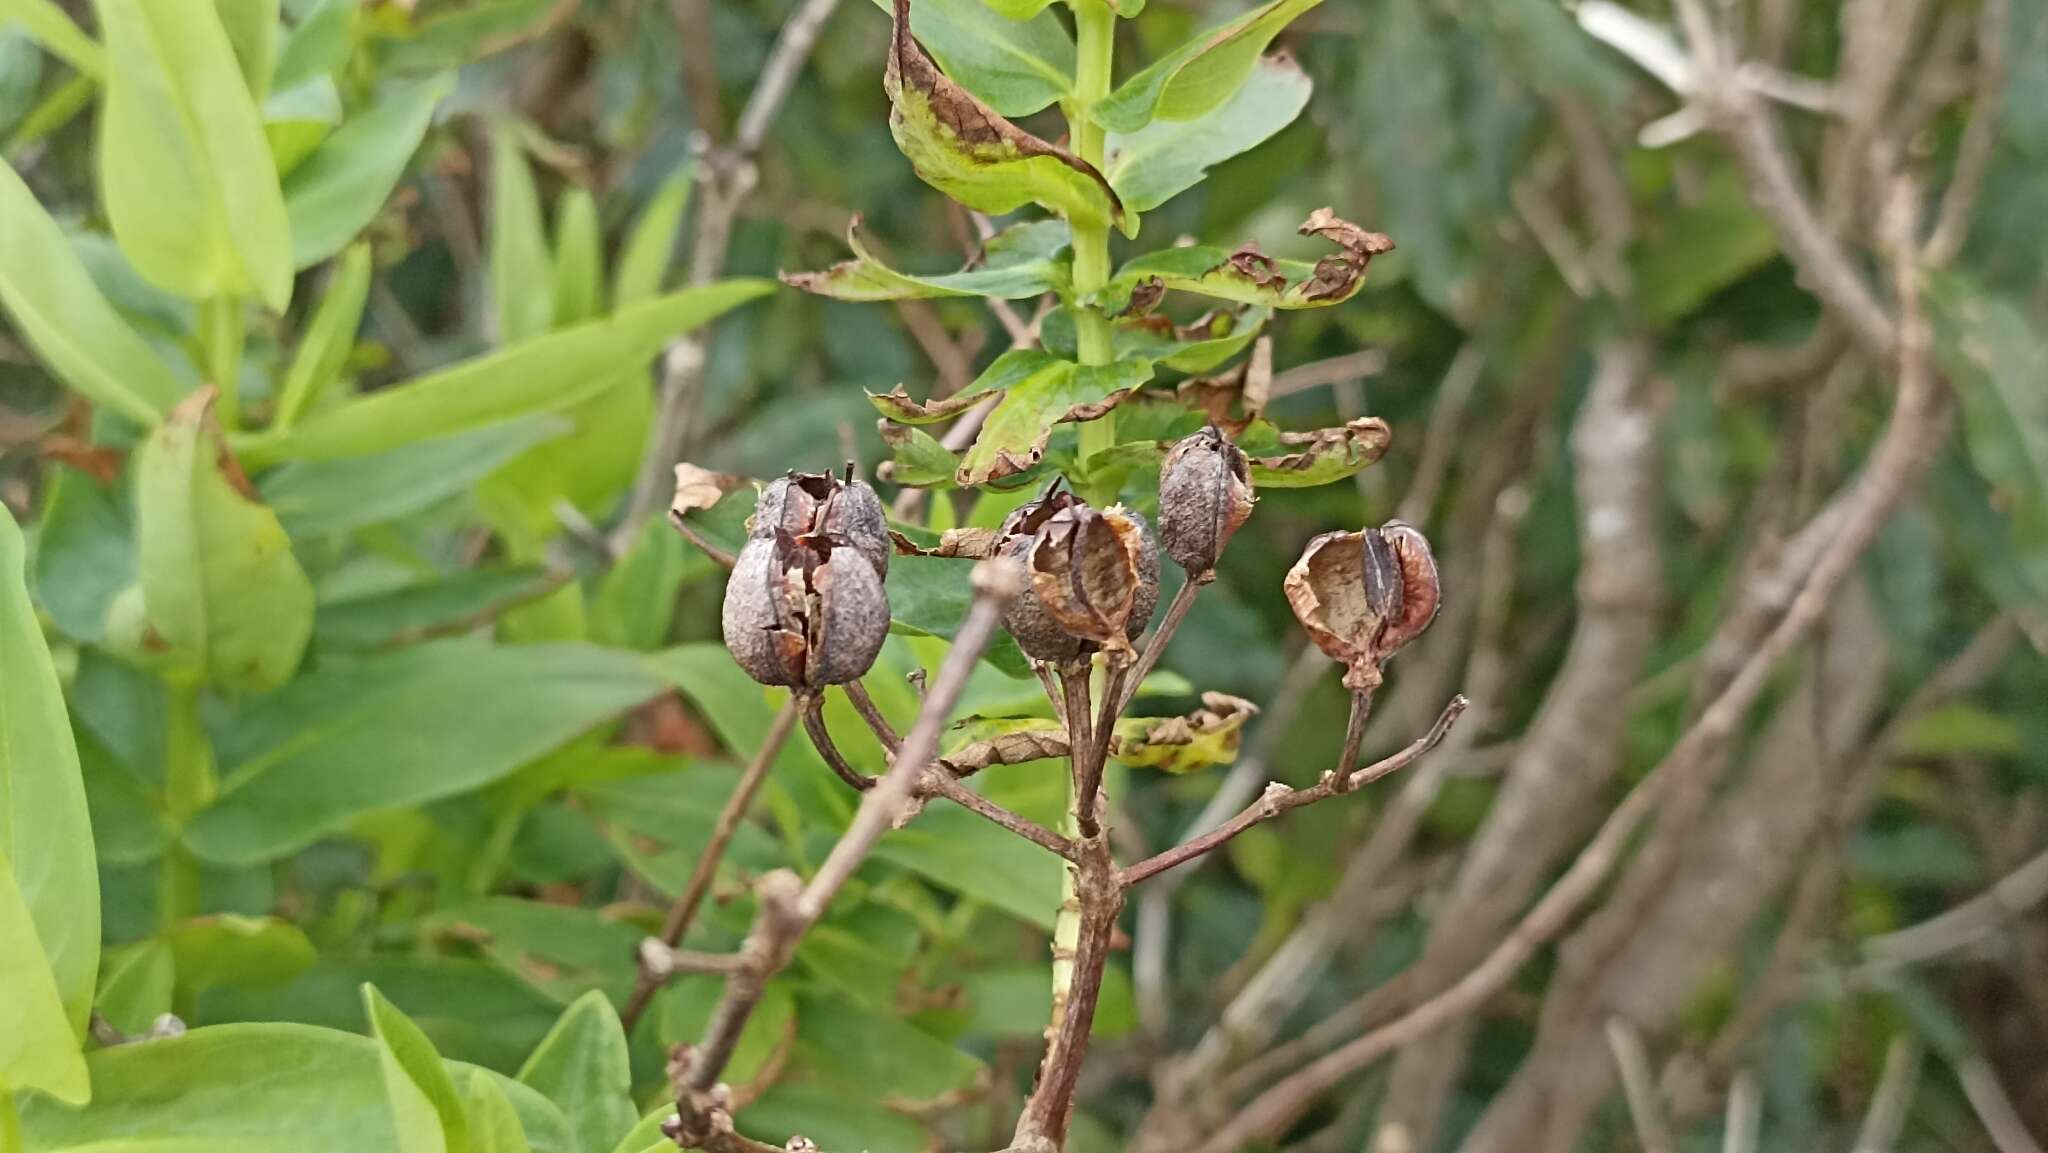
721 471 892 689
1283 520 1440 689
1157 427 1255 575
998 488 1159 662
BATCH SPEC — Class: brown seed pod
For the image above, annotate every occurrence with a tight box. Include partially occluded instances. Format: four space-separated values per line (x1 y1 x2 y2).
721 532 890 688
1283 520 1441 689
752 471 890 578
1157 427 1255 574
996 489 1157 660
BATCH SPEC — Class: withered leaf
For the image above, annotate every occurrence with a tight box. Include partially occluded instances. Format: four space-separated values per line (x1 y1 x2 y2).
1111 692 1260 773
670 462 748 520
1098 210 1394 311
1297 207 1395 303
1245 416 1392 488
889 526 1006 559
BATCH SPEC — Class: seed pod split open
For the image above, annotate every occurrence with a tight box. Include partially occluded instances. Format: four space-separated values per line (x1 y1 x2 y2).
998 489 1159 662
1284 520 1441 689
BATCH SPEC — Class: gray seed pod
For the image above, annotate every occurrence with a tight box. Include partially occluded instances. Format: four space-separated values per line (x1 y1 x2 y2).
1001 532 1085 662
754 471 890 579
1157 428 1254 574
1119 506 1161 639
819 478 891 579
753 474 827 540
722 537 802 687
721 534 891 688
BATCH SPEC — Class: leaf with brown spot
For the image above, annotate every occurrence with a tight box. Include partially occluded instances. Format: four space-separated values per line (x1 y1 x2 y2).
956 358 1153 486
1110 692 1259 773
782 215 1070 302
876 422 960 488
889 527 1006 559
886 0 1128 234
1240 416 1391 487
1099 210 1393 311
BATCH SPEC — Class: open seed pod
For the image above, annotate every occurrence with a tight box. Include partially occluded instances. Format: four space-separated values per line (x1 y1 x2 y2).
1283 520 1440 689
1158 427 1255 575
753 470 891 578
998 489 1159 662
722 529 891 688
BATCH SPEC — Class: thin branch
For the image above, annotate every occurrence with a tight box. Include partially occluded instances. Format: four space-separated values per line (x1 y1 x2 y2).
638 940 751 978
622 699 799 1031
1955 1056 2047 1153
1113 577 1204 717
799 696 876 791
921 771 1080 859
1852 1035 1923 1153
1860 845 2048 972
1723 1070 1762 1153
1923 0 2008 266
1061 663 1101 838
1395 342 1488 525
1266 349 1388 399
1607 1018 1678 1153
1121 696 1468 888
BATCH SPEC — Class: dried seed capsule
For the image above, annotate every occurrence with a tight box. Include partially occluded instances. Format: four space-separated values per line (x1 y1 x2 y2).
753 471 890 578
818 477 891 579
1157 428 1255 575
722 532 890 688
1117 505 1161 638
995 490 1157 660
753 473 828 539
1283 520 1442 689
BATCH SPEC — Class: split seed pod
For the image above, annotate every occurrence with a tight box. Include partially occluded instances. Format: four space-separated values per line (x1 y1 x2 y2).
1158 427 1255 575
753 470 891 578
1283 520 1440 689
722 530 890 688
998 490 1159 661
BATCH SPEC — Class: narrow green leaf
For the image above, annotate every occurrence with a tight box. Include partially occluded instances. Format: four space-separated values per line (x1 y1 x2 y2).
957 357 1153 485
550 187 604 329
264 76 344 176
365 984 470 1153
1 504 101 1046
33 466 136 644
588 516 698 651
185 640 662 865
878 421 961 488
516 992 635 1153
2 0 106 77
275 241 371 429
93 940 175 1038
784 217 1070 302
610 164 691 309
490 121 554 344
0 857 88 1103
793 994 985 1105
469 1069 535 1153
98 0 294 310
315 567 561 652
1092 0 1321 133
252 280 773 463
1104 53 1310 213
260 415 567 538
868 0 1074 116
283 73 450 269
1101 210 1391 310
273 0 356 91
424 900 640 1006
213 0 278 103
137 390 315 692
0 160 186 425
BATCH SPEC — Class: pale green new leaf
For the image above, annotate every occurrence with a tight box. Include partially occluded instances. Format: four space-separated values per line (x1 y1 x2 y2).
490 121 554 344
469 1069 535 1153
136 390 315 692
275 241 371 429
98 0 294 310
551 188 604 328
610 164 690 309
264 76 344 176
213 0 277 103
1 0 106 77
365 985 470 1153
1092 0 1321 133
869 0 1074 116
283 73 450 269
0 857 87 1103
273 0 356 91
516 992 635 1153
783 217 1070 301
250 279 772 463
1104 53 1310 213
0 160 186 426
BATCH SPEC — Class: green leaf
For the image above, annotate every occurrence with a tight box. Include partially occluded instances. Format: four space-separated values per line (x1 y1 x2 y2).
611 165 691 309
365 984 471 1153
264 76 344 177
250 280 773 463
1237 415 1392 487
184 640 663 865
516 992 635 1153
0 857 88 1103
137 390 316 692
98 0 293 310
589 518 698 651
954 354 1153 486
275 241 371 429
794 994 985 1106
1634 166 1778 324
14 1022 575 1153
1927 273 2048 601
490 121 555 345
1100 210 1390 311
283 73 450 269
550 188 604 329
213 0 278 103
885 0 1124 233
477 376 651 539
956 962 1135 1040
468 1069 534 1153
273 0 356 91
1 0 106 78
784 217 1070 302
735 1083 929 1153
32 465 136 642
1103 53 1310 213
94 940 175 1037
260 415 567 538
427 900 640 1006
869 796 1062 927
883 557 1033 676
0 160 187 425
1092 0 1321 133
869 0 1073 116
878 422 961 488
163 914 316 997
315 567 562 651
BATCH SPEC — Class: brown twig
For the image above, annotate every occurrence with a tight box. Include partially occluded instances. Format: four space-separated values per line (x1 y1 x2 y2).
1113 577 1204 718
622 699 799 1032
1922 0 2007 266
799 695 876 791
841 680 901 753
1120 696 1468 888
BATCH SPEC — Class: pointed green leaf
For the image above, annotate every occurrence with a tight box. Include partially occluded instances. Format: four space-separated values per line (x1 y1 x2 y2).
611 165 691 308
249 280 772 463
2 0 106 77
1102 210 1391 310
365 984 470 1153
0 857 88 1102
94 939 176 1037
261 415 567 539
516 992 635 1153
98 0 294 309
869 0 1074 116
469 1069 535 1153
550 188 604 328
1092 0 1321 133
213 0 278 104
137 390 315 692
490 121 554 344
1103 53 1310 213
958 357 1153 485
785 216 1070 302
0 160 186 425
878 421 962 488
264 76 344 177
275 241 371 429
283 73 450 269
273 0 357 91
314 567 561 652
885 0 1123 232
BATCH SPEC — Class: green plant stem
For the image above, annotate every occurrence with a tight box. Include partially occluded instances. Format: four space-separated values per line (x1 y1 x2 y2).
200 295 245 429
160 681 216 929
1069 0 1117 460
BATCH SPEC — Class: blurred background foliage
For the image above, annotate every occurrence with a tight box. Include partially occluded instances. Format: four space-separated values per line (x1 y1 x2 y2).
2 0 2046 1150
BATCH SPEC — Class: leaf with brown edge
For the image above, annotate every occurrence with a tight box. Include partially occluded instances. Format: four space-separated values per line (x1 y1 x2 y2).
889 526 1006 559
938 717 1071 774
886 0 1129 235
957 358 1153 485
1099 210 1393 311
876 422 961 488
1240 416 1391 487
868 347 1067 425
782 216 1070 302
1111 692 1259 774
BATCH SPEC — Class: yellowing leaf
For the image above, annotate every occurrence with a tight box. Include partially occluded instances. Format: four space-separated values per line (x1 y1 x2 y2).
1112 692 1258 773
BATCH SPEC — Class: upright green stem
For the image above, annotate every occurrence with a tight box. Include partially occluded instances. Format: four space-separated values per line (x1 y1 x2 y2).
200 295 246 429
160 681 216 929
1069 0 1117 461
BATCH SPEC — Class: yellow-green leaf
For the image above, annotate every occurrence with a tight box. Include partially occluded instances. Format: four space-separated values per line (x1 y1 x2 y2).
0 856 88 1103
2 0 106 77
783 216 1069 302
611 164 691 309
274 241 371 429
364 984 469 1153
1092 0 1321 133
